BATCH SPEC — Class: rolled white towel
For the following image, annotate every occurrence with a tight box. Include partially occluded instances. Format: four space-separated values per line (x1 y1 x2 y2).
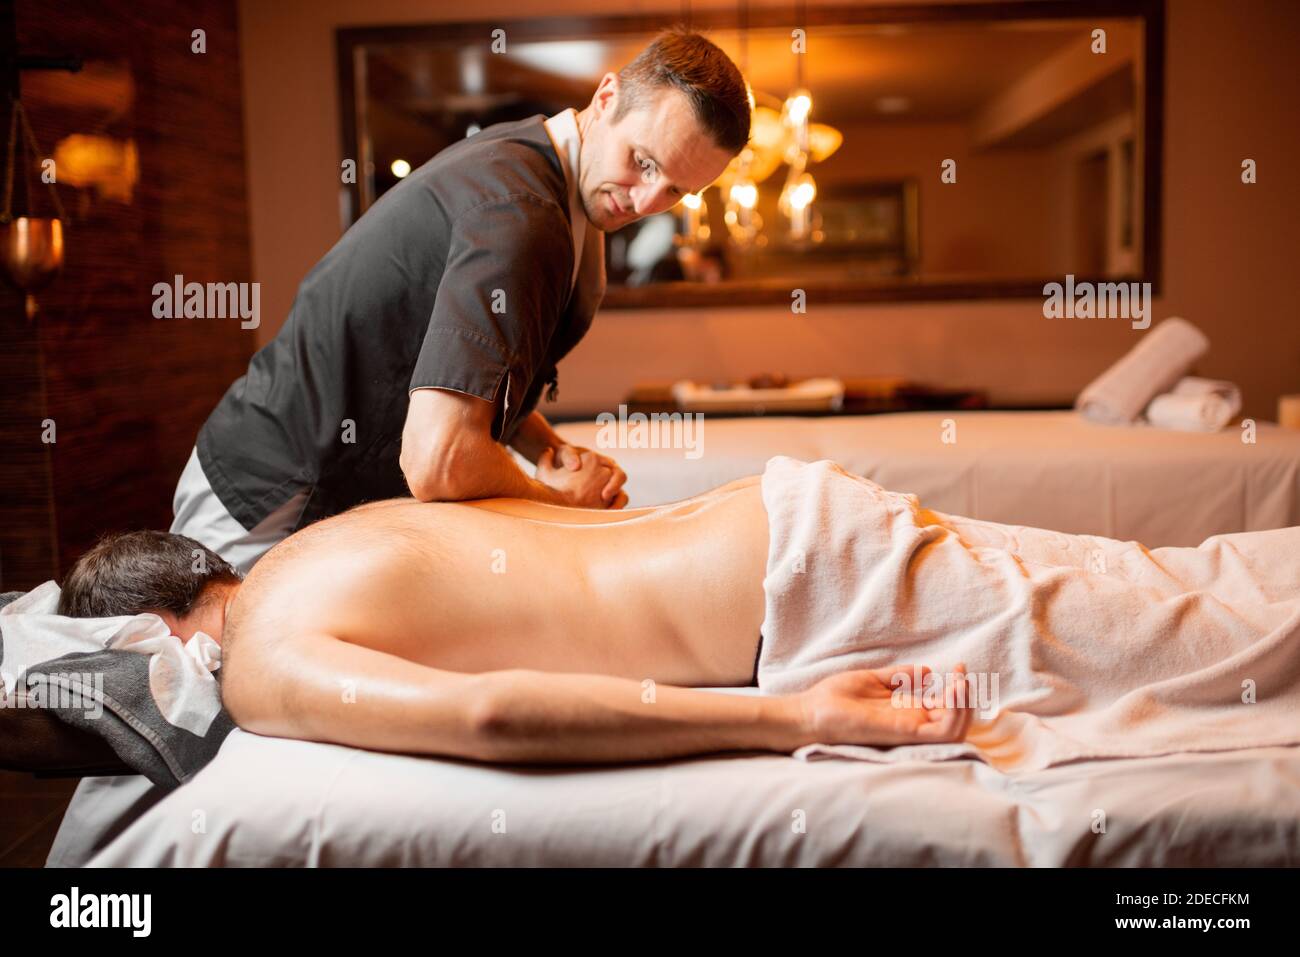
1145 377 1242 432
1075 317 1209 425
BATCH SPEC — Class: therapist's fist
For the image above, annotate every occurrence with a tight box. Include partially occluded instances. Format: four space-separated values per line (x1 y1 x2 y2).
538 446 626 509
553 444 628 508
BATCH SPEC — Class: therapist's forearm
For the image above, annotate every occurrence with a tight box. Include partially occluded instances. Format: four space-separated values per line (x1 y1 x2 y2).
401 388 569 504
415 434 569 505
510 410 567 464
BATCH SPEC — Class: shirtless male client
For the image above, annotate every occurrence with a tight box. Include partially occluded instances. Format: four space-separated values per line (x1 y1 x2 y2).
56 477 975 764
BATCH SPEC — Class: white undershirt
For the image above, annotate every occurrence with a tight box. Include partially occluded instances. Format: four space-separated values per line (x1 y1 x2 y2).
541 107 587 296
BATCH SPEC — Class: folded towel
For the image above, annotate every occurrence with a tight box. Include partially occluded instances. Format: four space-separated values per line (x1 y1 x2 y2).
1144 376 1242 432
1075 317 1209 425
757 456 1300 773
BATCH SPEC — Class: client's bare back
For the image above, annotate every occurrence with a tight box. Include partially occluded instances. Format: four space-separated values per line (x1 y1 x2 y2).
225 478 769 688
219 473 974 764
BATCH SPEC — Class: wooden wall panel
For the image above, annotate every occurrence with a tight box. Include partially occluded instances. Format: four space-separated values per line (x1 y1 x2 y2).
5 0 255 586
1 0 255 865
0 283 59 588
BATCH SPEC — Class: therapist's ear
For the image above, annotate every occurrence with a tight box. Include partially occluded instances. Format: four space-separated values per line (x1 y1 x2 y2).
589 72 620 119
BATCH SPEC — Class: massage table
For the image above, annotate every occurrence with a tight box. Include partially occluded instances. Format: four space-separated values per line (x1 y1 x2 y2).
555 410 1300 547
39 412 1300 866
57 449 1300 867
63 707 1300 867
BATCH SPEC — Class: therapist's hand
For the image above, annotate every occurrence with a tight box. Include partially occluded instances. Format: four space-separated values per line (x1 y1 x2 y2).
537 445 628 509
554 443 627 508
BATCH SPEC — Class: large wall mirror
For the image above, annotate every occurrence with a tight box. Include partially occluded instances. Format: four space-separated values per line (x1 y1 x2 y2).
338 1 1163 308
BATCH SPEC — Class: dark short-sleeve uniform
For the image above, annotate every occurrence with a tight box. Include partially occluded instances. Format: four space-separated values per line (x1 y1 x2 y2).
196 115 598 530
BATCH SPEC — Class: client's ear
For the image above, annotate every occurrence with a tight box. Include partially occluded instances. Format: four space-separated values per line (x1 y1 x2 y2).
151 609 184 636
153 582 235 644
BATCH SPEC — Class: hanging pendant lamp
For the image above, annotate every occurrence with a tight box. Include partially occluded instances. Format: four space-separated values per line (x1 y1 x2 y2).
2 93 68 320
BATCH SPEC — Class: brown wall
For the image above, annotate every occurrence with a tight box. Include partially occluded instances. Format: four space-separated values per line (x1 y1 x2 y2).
818 118 1062 278
238 0 1299 420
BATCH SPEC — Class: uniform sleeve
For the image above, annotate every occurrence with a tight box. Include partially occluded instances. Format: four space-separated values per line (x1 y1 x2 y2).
410 194 574 439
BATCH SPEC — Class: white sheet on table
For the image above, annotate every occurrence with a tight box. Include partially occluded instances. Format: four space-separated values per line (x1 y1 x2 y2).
83 728 1300 866
46 775 167 867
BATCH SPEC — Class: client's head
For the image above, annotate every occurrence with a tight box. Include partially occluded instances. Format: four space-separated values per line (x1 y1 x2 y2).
58 531 242 644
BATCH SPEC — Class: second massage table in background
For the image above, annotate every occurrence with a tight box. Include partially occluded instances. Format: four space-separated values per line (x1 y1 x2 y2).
555 410 1300 547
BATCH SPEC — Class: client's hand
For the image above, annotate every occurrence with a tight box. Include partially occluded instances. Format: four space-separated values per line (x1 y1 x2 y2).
796 663 974 747
538 444 629 508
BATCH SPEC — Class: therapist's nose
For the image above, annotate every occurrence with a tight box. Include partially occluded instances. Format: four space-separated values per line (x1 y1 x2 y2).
630 180 677 218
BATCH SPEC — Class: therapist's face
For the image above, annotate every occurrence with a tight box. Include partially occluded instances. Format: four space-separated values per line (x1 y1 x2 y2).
578 73 736 232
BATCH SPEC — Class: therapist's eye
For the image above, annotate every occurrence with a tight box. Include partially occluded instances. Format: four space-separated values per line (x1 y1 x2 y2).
636 154 659 184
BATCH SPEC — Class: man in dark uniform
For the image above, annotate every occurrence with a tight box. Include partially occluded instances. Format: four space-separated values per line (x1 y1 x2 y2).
170 28 750 571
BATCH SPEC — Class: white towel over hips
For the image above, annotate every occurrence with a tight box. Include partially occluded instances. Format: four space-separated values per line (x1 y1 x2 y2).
757 455 1300 772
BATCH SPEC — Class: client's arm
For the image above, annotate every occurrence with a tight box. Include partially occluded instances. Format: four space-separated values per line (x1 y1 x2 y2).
223 630 971 764
223 630 801 761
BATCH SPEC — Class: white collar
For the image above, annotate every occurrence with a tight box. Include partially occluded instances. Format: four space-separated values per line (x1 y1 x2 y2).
542 108 588 294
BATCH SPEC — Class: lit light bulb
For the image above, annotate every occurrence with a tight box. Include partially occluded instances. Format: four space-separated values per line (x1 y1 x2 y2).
783 89 812 127
390 159 412 178
730 182 758 210
723 147 762 247
678 188 709 247
789 178 816 210
779 167 818 241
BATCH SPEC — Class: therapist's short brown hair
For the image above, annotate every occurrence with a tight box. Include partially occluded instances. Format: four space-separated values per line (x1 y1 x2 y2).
615 26 751 155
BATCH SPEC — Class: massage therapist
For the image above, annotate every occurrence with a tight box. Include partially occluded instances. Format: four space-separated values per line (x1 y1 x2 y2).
169 29 750 572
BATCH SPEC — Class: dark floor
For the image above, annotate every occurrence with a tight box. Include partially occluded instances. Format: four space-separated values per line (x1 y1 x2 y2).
0 772 79 867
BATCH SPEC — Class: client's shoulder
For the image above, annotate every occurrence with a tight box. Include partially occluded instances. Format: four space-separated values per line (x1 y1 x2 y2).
272 498 459 564
228 505 422 640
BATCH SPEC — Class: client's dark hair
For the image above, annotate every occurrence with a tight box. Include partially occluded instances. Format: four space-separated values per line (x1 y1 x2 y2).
57 530 241 619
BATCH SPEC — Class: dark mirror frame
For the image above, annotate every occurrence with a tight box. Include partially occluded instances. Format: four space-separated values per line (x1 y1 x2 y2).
337 0 1164 309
